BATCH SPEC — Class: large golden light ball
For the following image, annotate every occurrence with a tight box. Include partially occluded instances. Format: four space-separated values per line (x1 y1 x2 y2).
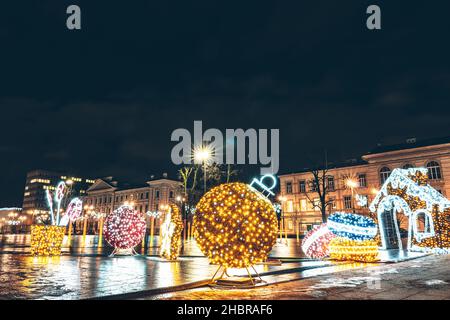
193 182 278 268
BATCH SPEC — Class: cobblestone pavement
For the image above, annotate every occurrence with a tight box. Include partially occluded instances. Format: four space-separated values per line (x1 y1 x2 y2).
145 255 450 300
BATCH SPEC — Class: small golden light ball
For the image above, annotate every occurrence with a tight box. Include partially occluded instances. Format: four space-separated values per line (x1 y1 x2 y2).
193 182 278 268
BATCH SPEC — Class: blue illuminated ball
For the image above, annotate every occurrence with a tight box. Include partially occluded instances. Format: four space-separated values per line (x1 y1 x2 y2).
327 212 378 241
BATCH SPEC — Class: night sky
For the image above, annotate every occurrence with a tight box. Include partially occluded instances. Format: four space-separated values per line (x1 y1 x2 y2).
1 1 450 206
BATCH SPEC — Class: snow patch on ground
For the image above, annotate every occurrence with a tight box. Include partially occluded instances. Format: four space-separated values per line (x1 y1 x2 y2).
425 280 448 286
369 268 398 276
309 276 379 289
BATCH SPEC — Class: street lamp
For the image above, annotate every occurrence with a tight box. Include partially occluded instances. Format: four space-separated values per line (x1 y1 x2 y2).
346 179 358 213
194 145 212 193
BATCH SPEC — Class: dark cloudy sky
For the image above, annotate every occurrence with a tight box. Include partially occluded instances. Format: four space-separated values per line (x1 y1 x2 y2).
1 1 450 206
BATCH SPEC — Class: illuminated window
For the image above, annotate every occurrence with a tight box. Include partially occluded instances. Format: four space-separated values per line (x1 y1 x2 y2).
427 161 442 180
379 167 391 184
286 200 294 212
299 199 307 211
30 179 51 184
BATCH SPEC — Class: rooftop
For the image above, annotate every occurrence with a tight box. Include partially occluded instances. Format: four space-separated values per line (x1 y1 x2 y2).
280 136 450 177
366 136 450 155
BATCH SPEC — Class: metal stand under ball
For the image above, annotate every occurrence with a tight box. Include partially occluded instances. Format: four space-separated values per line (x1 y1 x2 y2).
210 264 264 287
109 247 140 257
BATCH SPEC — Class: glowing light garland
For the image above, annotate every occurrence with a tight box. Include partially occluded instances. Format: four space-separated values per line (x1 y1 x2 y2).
31 181 74 256
193 182 278 269
160 204 183 261
328 212 378 241
301 224 336 259
30 225 66 256
356 194 368 207
329 237 379 263
370 168 450 213
104 205 146 252
45 189 54 224
65 198 83 222
146 211 162 218
369 168 450 252
54 181 66 226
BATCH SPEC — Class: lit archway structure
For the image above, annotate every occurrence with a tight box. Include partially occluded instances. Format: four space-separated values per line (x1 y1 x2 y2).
375 195 411 250
369 168 450 253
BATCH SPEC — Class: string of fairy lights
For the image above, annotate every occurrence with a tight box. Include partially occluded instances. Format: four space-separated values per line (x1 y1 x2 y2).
160 204 183 260
193 182 278 269
27 167 449 270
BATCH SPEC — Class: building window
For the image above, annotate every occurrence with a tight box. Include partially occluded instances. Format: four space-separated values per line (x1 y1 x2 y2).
427 161 442 180
310 181 318 192
140 193 144 200
379 167 391 184
403 164 414 170
145 192 149 199
328 197 336 211
313 198 320 211
344 196 352 209
145 205 148 212
358 174 367 187
286 200 294 212
299 199 307 211
286 182 293 194
327 176 335 191
299 180 306 193
169 191 174 198
155 190 160 199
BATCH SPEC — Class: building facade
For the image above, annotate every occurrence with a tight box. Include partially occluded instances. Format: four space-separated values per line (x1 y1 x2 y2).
22 170 96 223
279 137 450 236
82 174 183 234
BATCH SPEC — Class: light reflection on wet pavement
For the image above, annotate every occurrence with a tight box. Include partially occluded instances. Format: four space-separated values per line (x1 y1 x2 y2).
0 234 358 300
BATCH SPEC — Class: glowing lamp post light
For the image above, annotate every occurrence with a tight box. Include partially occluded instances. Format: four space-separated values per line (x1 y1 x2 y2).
193 145 212 193
346 178 358 213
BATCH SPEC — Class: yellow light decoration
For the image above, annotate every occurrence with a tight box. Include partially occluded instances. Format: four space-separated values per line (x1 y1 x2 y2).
329 237 379 263
193 182 278 269
370 169 450 252
160 204 183 261
30 225 66 256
